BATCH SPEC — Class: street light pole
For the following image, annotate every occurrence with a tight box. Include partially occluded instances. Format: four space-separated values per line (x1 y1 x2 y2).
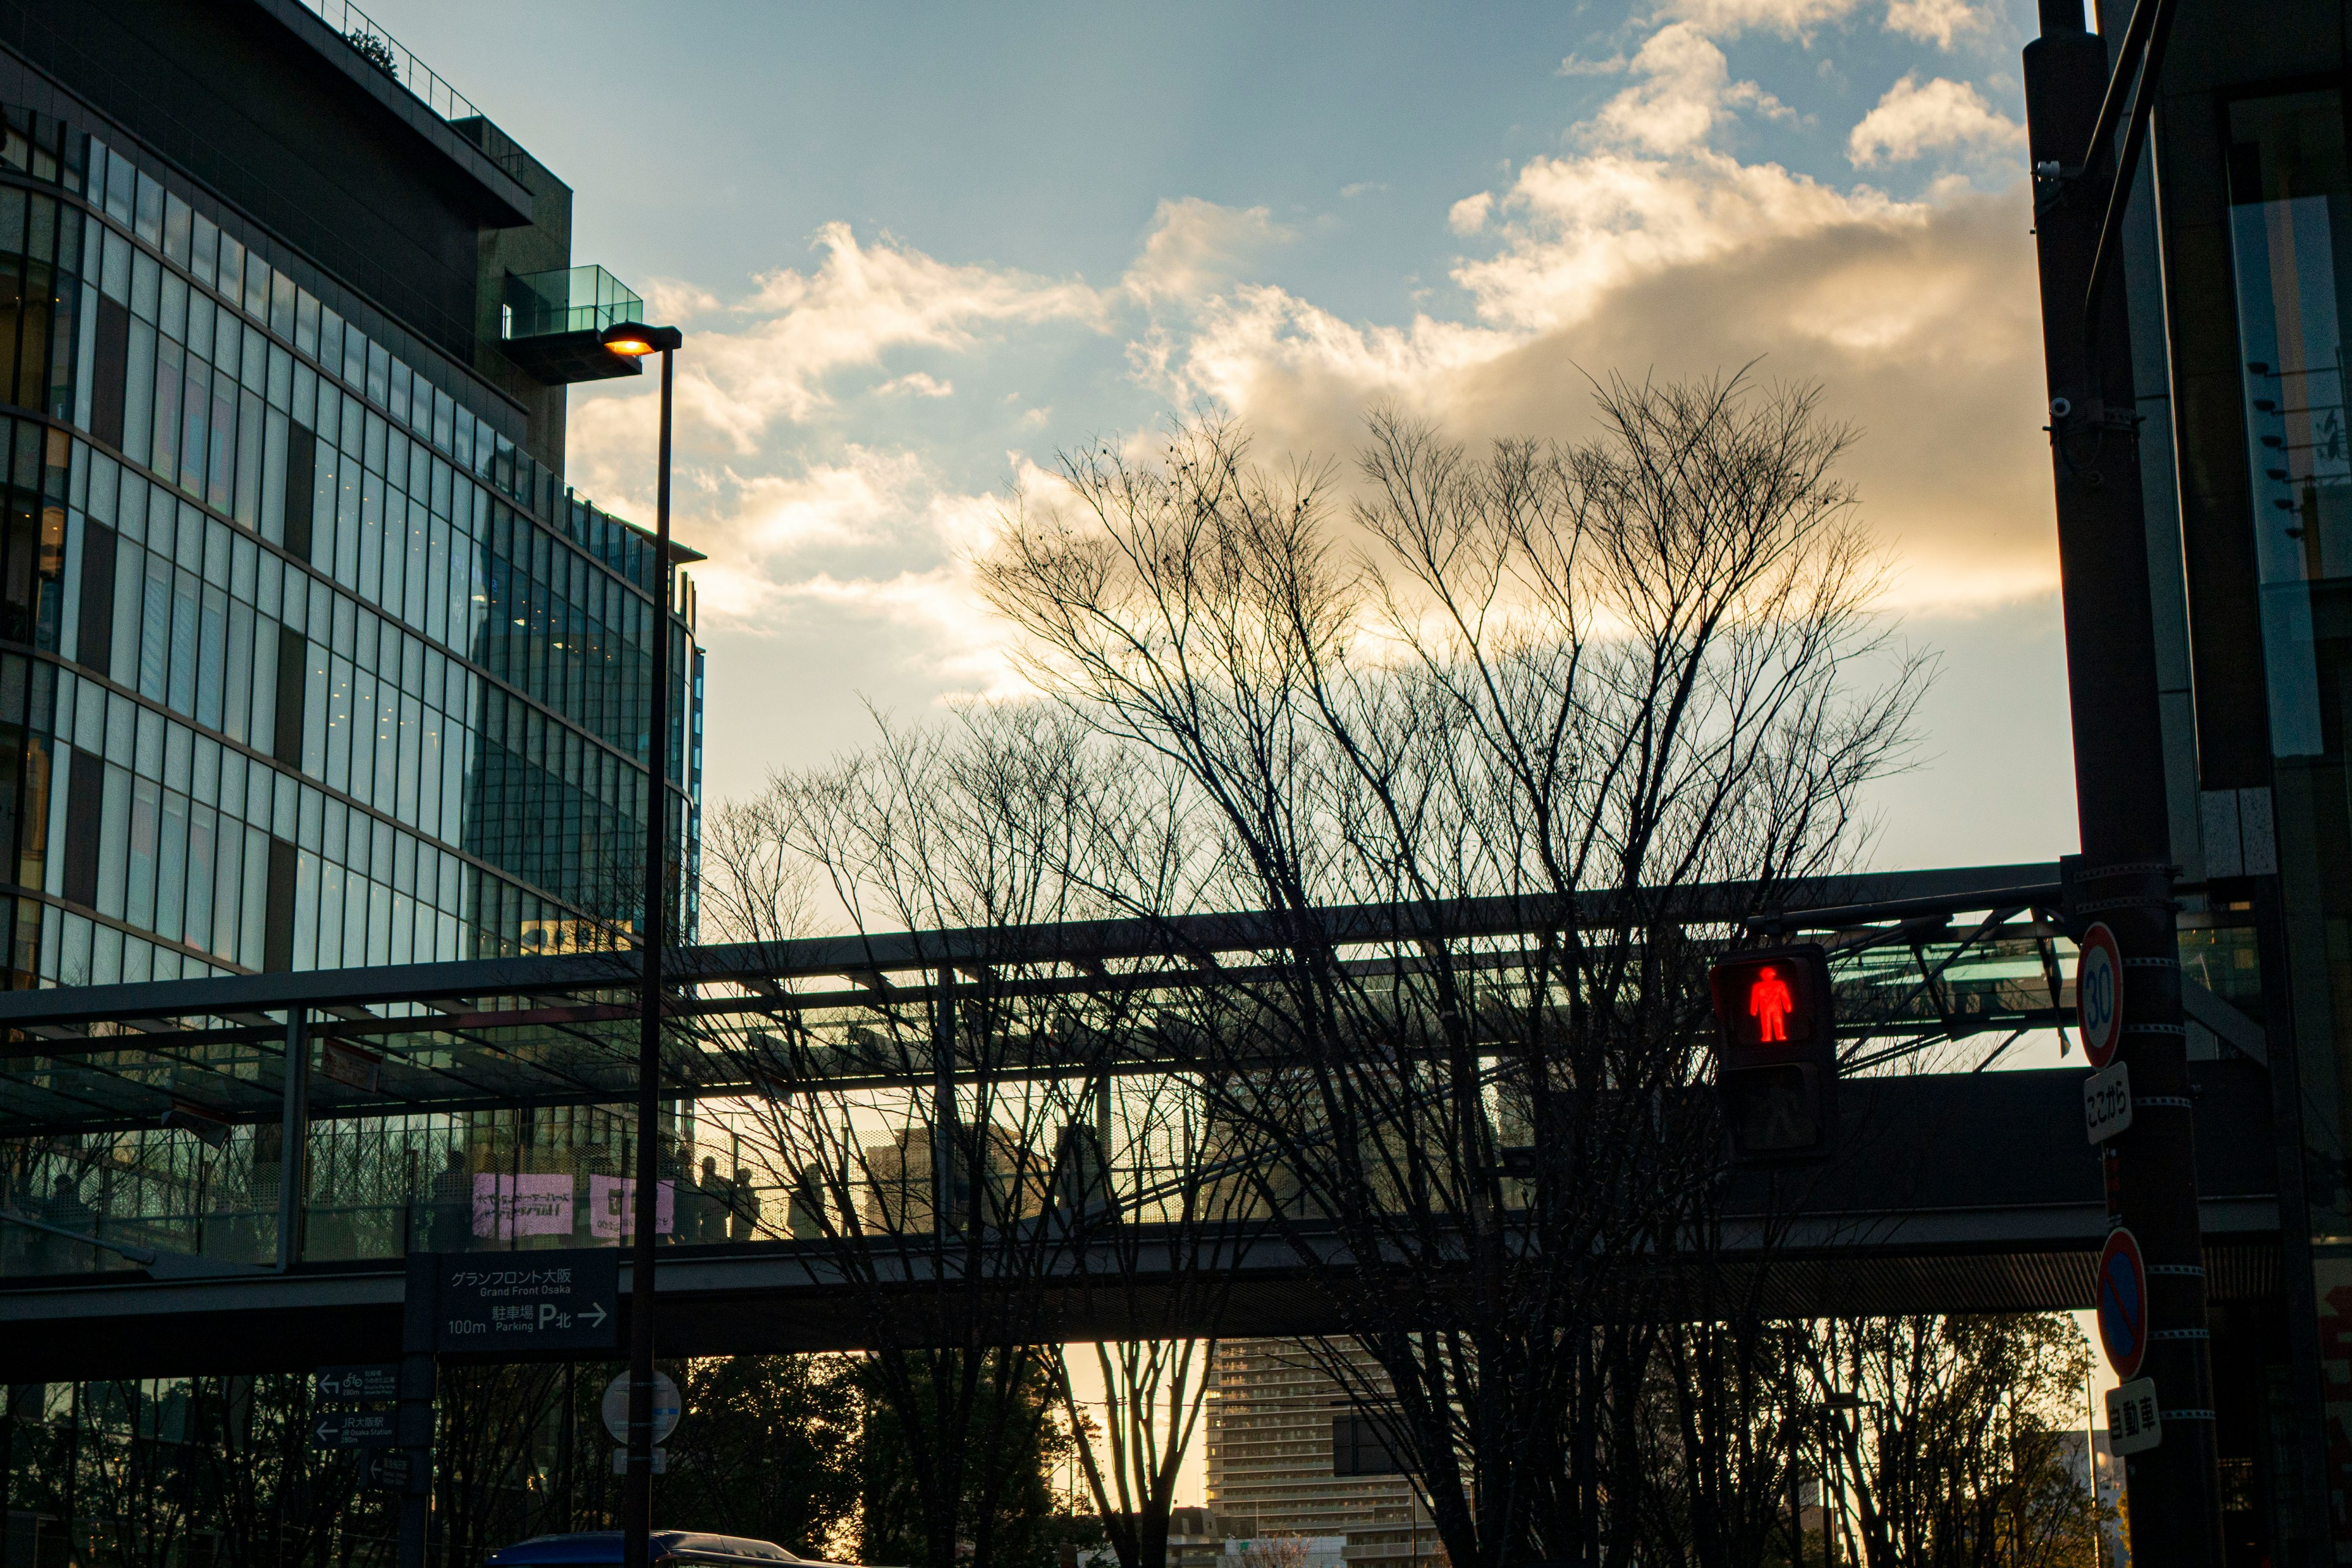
603 318 684 1568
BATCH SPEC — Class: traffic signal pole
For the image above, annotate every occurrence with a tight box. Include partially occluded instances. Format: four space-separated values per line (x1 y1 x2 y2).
2022 4 2222 1563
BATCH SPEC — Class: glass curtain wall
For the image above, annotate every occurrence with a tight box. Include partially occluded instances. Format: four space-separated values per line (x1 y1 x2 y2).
2223 87 2352 1558
0 102 701 992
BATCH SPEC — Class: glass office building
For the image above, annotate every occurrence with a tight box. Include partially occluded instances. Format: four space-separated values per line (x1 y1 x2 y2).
0 16 703 994
2097 2 2352 1560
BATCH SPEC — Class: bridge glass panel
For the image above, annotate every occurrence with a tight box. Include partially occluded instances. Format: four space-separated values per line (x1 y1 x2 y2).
0 870 2158 1285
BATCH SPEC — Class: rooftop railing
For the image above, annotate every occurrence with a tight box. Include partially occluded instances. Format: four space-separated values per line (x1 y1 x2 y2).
290 0 532 181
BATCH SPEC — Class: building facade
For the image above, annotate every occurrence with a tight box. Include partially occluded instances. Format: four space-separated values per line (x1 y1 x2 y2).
1206 1340 1435 1568
0 0 703 999
2093 1 2352 1560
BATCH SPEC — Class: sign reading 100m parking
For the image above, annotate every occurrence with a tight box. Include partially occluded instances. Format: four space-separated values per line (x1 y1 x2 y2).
437 1248 619 1353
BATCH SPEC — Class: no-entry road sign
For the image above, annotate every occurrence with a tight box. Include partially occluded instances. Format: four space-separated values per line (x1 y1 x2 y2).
437 1248 619 1353
2096 1226 2150 1381
2076 922 2125 1068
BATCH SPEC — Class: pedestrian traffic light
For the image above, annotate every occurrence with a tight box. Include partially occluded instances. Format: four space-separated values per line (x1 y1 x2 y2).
1708 944 1838 1164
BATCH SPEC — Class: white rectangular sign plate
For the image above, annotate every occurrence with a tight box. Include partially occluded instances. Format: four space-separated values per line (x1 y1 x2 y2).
2085 1060 2133 1144
2106 1378 2162 1455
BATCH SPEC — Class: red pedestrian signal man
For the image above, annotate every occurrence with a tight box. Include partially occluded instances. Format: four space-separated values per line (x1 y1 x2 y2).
1749 965 1795 1043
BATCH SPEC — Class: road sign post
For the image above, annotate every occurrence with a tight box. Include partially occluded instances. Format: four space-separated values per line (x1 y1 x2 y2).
398 1252 438 1568
2024 3 2225 1556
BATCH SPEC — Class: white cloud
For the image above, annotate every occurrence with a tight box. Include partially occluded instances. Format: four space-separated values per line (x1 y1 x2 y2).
639 276 723 322
1558 52 1629 75
617 14 2060 762
1660 0 1866 37
1145 19 2052 613
1589 24 1792 156
1120 197 1291 306
1883 0 1988 48
1847 74 2026 166
670 222 1107 445
1341 180 1389 199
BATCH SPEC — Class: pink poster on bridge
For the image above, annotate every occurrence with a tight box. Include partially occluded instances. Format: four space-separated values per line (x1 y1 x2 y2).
588 1175 674 1239
472 1173 575 1239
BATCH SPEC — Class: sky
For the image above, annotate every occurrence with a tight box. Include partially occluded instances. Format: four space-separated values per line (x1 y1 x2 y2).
377 0 2109 1466
379 0 2079 873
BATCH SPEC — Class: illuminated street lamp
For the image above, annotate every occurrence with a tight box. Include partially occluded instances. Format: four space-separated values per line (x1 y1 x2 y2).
601 317 684 1567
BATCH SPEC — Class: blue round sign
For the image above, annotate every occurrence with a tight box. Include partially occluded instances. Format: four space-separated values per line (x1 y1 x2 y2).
2096 1226 2148 1380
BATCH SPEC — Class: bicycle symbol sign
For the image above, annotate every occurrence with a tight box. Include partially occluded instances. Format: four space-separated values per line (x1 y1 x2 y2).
2077 922 2125 1069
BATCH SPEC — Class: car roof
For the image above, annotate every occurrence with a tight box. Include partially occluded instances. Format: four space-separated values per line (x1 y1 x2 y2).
486 1531 801 1564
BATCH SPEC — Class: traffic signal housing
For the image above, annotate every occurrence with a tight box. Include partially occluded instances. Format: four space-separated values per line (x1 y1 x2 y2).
1708 944 1838 1165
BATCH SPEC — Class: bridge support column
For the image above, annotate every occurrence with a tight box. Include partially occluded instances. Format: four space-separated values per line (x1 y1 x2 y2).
275 1009 309 1270
933 968 956 1233
398 1250 437 1568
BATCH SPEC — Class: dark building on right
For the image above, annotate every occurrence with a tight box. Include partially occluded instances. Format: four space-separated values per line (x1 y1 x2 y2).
2076 0 2352 1559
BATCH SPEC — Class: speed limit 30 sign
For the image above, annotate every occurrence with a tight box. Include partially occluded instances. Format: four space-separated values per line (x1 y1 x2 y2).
2076 922 2125 1068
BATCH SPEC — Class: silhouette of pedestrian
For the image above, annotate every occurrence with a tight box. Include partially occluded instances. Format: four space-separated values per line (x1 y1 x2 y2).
696 1156 729 1245
728 1166 763 1242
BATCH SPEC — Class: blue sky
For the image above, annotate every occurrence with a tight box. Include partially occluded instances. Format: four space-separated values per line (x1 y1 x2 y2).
384 0 2077 874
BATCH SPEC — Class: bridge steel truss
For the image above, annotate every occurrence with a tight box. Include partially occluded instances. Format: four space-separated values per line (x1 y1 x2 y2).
0 860 2282 1378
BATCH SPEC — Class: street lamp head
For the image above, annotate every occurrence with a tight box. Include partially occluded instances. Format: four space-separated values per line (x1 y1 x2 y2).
601 321 683 356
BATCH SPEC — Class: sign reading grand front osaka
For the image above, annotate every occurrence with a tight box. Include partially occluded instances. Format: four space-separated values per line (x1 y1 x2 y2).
437 1248 619 1353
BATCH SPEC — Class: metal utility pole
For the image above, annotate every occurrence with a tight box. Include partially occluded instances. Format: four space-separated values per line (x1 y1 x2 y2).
602 317 685 1567
2021 4 2222 1564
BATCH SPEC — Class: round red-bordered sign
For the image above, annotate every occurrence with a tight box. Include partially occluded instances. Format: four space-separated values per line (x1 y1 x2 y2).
2095 1226 2149 1381
2076 922 2125 1068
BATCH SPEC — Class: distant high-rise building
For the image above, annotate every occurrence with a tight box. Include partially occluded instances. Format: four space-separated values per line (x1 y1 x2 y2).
0 0 704 989
1206 1339 1434 1568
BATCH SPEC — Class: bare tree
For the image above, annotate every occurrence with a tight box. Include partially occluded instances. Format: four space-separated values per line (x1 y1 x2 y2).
698 705 1208 1568
973 375 1926 1568
701 794 819 945
1796 1314 2103 1568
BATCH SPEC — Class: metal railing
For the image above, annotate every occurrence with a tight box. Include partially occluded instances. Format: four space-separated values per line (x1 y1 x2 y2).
503 265 647 342
288 0 531 180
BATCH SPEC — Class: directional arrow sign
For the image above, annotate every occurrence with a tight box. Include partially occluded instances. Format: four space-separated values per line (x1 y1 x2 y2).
315 1364 400 1403
437 1247 620 1354
361 1449 418 1493
312 1409 398 1449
